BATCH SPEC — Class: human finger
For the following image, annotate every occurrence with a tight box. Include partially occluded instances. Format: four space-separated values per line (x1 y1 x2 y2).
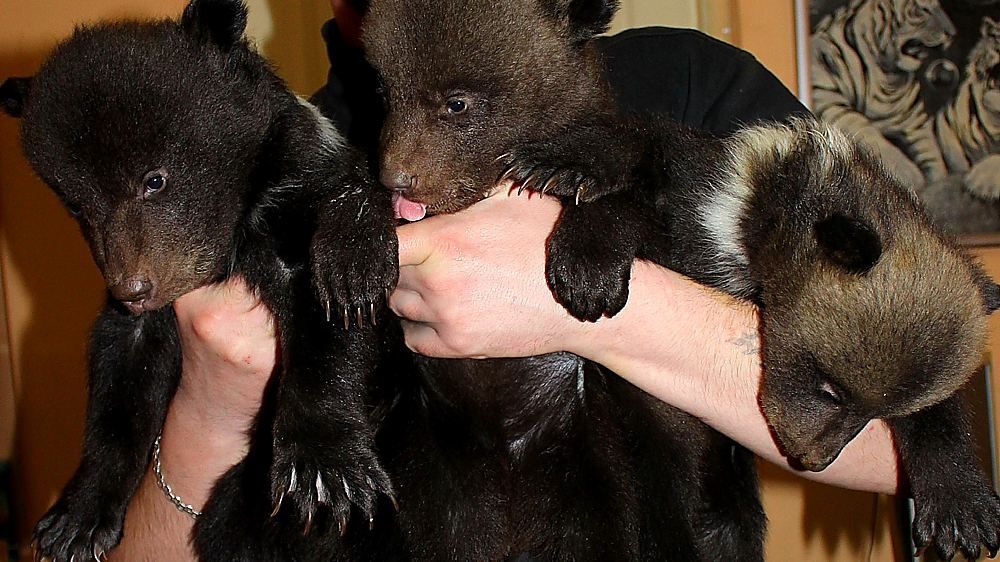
388 288 433 322
398 319 448 357
396 220 439 268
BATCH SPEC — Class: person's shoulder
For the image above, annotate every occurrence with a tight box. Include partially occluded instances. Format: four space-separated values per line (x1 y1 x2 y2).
597 27 807 132
598 26 751 59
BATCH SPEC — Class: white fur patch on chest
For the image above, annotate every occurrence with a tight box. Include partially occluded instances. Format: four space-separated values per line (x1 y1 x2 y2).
698 172 754 297
697 127 796 298
296 96 345 155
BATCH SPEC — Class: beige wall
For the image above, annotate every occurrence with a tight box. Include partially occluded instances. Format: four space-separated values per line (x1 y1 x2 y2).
245 0 331 96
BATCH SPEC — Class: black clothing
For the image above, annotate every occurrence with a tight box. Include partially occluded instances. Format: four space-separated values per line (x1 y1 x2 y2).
598 27 809 133
311 20 808 144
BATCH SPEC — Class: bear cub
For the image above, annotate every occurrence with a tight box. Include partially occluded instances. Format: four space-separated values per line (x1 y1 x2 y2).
2 0 398 560
363 0 767 560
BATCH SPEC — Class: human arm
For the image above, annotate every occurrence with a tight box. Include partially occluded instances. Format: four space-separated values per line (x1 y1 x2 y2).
390 189 900 494
109 281 275 561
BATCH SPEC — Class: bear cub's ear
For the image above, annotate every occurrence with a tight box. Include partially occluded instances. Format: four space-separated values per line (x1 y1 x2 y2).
543 0 620 42
981 281 1000 314
181 0 249 49
0 77 32 118
814 214 883 274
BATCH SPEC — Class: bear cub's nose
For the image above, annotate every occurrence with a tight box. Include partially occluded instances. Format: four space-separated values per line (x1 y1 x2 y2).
111 276 153 304
380 169 415 191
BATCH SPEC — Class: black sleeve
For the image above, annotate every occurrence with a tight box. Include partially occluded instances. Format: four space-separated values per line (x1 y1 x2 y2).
597 27 810 134
310 19 382 150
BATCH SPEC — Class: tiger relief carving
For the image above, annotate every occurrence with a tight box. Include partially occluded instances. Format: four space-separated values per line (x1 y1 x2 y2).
812 0 955 188
936 16 1000 200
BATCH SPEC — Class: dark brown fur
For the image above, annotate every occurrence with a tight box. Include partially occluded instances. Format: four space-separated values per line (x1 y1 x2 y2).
362 0 765 560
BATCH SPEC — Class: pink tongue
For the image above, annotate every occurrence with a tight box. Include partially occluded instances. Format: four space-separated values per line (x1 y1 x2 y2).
393 192 428 221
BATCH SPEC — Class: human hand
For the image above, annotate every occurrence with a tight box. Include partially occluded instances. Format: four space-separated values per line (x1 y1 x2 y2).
329 0 364 48
157 279 277 507
390 190 592 359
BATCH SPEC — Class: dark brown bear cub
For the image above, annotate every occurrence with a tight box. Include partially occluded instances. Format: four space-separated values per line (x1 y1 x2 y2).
365 0 1000 560
1 0 398 560
364 0 766 560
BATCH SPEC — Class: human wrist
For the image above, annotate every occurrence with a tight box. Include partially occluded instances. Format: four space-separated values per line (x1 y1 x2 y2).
155 389 252 511
569 261 759 420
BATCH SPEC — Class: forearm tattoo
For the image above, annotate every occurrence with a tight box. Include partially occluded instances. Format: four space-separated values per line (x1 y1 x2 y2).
727 332 760 356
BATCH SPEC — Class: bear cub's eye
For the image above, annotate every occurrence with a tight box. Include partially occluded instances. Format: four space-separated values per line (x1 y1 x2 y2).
142 168 169 198
445 96 469 115
65 201 83 218
818 379 843 407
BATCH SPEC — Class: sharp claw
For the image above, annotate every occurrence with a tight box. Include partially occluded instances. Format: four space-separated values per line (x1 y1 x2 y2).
315 472 329 505
370 302 377 326
342 476 353 501
288 466 299 494
324 299 331 323
303 510 314 536
493 152 512 163
339 515 348 537
343 306 350 331
271 491 286 518
390 493 400 512
498 165 517 185
541 175 558 194
575 184 586 205
369 515 375 531
356 307 364 329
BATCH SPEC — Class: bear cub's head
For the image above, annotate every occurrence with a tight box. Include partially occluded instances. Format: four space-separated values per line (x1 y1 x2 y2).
2 0 272 314
363 0 619 218
744 122 1000 471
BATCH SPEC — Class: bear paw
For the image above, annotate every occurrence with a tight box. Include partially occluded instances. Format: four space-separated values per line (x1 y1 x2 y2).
310 212 399 330
269 430 394 536
33 492 125 562
497 149 602 204
546 203 637 322
911 481 1000 561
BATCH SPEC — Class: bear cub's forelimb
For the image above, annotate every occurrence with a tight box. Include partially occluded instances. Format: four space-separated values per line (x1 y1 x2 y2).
500 117 667 321
34 305 182 561
889 395 1000 561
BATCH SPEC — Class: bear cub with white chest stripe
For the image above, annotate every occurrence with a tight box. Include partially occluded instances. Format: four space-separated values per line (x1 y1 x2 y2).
1 0 398 560
368 0 1000 559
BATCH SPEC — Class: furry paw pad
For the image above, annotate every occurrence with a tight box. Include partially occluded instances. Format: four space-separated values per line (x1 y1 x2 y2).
269 433 393 536
33 496 124 562
311 212 399 330
912 483 1000 561
546 205 637 322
